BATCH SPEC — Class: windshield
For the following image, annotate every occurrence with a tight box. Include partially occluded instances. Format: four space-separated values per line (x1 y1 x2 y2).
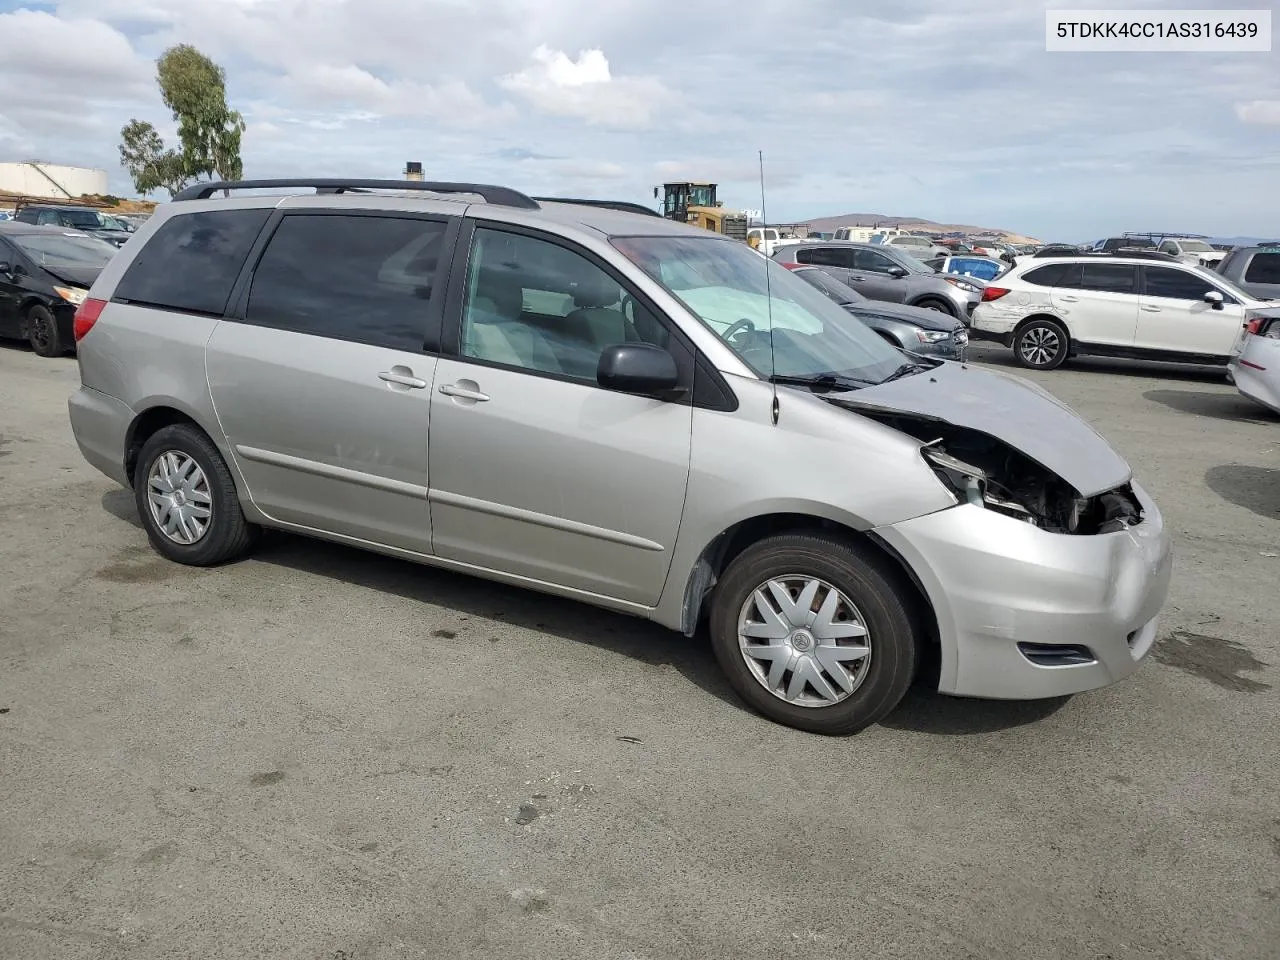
12 232 115 269
613 235 905 384
885 248 934 274
1178 240 1214 252
795 268 867 304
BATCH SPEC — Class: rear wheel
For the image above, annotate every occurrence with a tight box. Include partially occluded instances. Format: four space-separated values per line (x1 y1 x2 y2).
26 305 62 357
1014 318 1069 370
709 533 918 735
133 424 258 566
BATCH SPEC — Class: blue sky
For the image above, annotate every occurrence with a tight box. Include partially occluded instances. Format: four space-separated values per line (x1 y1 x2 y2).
0 0 1276 240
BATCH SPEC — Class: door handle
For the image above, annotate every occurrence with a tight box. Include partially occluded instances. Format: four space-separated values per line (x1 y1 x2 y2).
1141 305 1161 312
439 382 491 402
1057 295 1079 303
850 276 867 282
379 370 428 389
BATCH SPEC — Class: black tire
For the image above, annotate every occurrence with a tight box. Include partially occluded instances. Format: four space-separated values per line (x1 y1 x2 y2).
26 305 62 357
913 298 955 317
1013 317 1069 370
133 424 258 566
708 533 919 735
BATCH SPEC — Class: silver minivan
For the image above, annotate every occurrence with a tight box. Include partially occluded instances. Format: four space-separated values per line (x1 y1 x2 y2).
67 179 1173 735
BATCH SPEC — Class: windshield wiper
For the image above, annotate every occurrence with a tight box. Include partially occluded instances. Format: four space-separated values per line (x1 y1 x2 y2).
879 361 927 384
767 372 875 393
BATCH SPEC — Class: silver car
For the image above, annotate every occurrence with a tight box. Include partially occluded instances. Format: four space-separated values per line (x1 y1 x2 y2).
772 241 982 320
1230 314 1280 414
67 178 1172 735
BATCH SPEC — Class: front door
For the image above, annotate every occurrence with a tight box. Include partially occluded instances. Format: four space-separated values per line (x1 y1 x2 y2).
428 224 693 606
1050 262 1139 348
206 211 455 554
0 239 23 337
852 248 908 302
1135 265 1246 357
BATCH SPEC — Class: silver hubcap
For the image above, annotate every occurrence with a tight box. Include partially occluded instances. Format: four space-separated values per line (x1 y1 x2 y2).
146 451 212 545
1020 327 1060 366
737 576 872 708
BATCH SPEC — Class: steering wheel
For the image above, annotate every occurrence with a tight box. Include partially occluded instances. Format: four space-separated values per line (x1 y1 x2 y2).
723 317 756 344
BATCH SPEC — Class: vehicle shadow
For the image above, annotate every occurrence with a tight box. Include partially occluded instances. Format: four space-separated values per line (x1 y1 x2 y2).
967 345 1229 383
249 531 746 711
1144 388 1277 422
880 687 1070 735
1204 464 1280 520
99 487 1078 735
102 488 142 528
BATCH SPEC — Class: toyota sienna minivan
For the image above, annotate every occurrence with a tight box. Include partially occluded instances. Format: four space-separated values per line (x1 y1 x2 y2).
67 178 1173 735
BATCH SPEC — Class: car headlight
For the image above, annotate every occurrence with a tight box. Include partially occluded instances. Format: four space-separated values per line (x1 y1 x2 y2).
922 445 986 506
52 285 87 306
944 276 979 293
916 329 950 343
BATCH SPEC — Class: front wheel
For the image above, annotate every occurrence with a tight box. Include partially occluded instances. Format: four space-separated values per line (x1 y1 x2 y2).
26 305 62 357
708 534 919 735
1013 318 1069 370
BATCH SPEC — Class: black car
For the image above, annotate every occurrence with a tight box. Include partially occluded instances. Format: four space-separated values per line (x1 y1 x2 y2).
0 223 115 356
13 205 133 247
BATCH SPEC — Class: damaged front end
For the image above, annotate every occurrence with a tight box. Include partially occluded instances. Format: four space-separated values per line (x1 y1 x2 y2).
857 410 1143 535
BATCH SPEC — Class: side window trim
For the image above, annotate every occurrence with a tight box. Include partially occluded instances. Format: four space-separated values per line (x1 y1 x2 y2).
438 218 735 411
226 209 459 354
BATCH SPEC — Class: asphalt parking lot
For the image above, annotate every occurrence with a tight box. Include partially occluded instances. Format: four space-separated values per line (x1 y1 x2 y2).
1 341 1278 960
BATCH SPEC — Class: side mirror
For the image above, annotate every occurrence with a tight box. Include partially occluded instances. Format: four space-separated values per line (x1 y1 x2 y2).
597 343 680 397
1204 290 1225 310
887 266 908 278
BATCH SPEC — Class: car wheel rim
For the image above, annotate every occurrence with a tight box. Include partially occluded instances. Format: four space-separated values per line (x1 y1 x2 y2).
1020 327 1059 366
737 576 872 708
146 451 212 545
29 315 50 351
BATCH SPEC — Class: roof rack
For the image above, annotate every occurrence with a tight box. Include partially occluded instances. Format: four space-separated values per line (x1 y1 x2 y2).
172 178 540 209
1032 248 1179 261
532 197 661 218
1123 231 1210 240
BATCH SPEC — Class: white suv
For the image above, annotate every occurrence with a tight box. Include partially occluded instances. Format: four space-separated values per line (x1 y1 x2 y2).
970 253 1280 371
1156 237 1225 268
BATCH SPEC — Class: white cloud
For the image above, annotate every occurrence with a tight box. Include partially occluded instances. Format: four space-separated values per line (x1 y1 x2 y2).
1235 101 1280 125
500 46 674 128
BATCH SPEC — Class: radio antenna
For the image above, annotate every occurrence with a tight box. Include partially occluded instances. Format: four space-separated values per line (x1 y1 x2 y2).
759 149 779 425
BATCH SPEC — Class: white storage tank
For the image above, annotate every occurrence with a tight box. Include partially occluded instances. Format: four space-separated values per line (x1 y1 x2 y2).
0 161 110 199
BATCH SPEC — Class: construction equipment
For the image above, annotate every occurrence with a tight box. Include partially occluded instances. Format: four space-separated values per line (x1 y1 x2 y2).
654 182 749 242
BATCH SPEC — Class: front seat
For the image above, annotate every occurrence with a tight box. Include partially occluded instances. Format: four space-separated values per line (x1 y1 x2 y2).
565 273 627 350
466 267 562 374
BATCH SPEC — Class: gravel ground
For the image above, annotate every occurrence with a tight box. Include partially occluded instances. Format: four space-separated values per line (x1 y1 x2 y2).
1 342 1277 960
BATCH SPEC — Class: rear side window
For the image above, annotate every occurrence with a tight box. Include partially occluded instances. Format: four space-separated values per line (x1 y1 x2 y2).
796 246 853 269
245 214 448 351
114 209 270 315
1080 264 1136 294
1244 253 1280 284
1022 263 1071 286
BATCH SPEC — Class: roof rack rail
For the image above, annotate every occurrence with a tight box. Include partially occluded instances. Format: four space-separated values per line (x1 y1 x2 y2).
172 178 540 209
532 197 661 218
1123 231 1210 240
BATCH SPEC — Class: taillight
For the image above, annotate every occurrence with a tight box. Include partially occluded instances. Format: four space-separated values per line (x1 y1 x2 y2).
1244 314 1265 336
981 286 1011 302
780 262 801 270
73 298 106 341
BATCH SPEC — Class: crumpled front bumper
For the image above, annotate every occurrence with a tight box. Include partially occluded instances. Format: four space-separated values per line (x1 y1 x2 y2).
874 482 1173 699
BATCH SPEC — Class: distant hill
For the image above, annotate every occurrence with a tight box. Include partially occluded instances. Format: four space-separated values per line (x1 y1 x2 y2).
803 212 1040 245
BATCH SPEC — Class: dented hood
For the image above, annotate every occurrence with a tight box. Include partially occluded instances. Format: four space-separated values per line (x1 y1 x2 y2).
832 362 1132 498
